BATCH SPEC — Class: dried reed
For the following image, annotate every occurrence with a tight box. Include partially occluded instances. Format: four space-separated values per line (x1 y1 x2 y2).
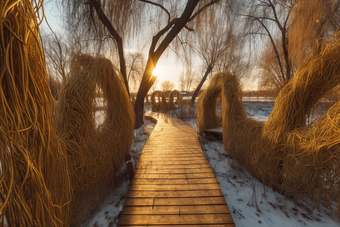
197 74 223 135
56 54 134 225
220 32 340 218
0 2 134 226
0 1 71 226
151 90 168 111
168 90 182 109
131 93 136 106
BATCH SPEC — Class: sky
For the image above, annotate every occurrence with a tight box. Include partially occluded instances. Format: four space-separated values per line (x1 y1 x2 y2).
40 1 258 91
41 1 186 90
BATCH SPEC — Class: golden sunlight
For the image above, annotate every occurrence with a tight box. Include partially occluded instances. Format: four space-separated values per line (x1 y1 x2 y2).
152 64 163 77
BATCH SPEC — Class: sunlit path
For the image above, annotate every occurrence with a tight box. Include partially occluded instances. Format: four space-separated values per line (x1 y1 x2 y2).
118 112 235 226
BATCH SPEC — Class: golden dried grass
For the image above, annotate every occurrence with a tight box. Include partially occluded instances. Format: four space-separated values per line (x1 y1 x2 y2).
0 1 71 226
151 90 168 111
168 90 182 109
55 54 134 226
197 74 223 135
220 32 340 218
221 73 265 178
0 1 134 226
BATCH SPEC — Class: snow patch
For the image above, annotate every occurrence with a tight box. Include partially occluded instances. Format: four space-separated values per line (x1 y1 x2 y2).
199 139 340 227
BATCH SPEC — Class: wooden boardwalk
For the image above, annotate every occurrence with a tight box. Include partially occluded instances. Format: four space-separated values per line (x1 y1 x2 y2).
118 112 235 226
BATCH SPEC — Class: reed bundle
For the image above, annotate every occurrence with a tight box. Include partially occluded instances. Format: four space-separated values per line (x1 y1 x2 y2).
151 90 168 111
218 33 340 218
56 54 134 225
0 1 71 225
168 90 182 109
0 1 134 226
197 74 223 135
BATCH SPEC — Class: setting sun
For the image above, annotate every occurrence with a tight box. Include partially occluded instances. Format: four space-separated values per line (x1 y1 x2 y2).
152 64 163 76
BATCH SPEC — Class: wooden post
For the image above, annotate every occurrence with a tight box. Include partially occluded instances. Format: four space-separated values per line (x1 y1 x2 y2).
125 155 134 181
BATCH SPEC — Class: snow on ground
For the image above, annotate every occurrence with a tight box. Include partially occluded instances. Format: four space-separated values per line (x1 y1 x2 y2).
181 102 339 227
80 119 155 227
84 102 337 227
199 139 340 227
243 102 274 122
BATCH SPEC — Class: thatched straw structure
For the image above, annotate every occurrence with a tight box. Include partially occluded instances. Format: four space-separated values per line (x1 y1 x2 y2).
197 74 223 135
168 90 182 109
151 90 168 111
220 32 340 218
0 1 134 226
221 73 264 178
131 93 136 106
0 1 71 226
56 54 134 225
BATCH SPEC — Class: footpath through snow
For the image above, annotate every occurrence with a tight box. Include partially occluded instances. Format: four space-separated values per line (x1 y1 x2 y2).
83 104 339 227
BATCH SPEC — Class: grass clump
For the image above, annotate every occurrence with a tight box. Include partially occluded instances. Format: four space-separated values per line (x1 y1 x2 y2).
197 73 223 135
219 32 340 218
0 2 134 226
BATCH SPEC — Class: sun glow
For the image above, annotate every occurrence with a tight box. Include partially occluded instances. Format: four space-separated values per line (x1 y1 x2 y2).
152 64 163 77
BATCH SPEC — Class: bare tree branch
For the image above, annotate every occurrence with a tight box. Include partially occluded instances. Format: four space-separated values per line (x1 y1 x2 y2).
138 0 171 23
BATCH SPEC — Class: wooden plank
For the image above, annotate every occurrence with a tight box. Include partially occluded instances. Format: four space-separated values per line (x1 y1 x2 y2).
136 164 211 169
135 168 213 174
125 197 227 206
129 184 221 191
138 160 209 165
118 113 234 226
120 225 235 227
121 205 230 215
139 155 205 158
127 190 223 198
118 214 234 225
141 151 203 155
133 173 216 179
132 178 218 185
139 156 206 161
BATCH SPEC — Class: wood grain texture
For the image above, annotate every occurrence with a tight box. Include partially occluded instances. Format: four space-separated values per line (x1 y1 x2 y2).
118 214 234 225
125 197 227 206
117 112 234 226
135 167 213 174
120 225 235 227
121 205 230 215
126 190 224 198
132 178 218 185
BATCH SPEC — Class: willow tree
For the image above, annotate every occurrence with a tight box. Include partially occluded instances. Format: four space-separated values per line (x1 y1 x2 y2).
241 0 340 91
257 38 285 92
126 51 145 92
240 0 298 89
62 0 223 128
288 0 340 66
42 32 69 85
190 10 247 106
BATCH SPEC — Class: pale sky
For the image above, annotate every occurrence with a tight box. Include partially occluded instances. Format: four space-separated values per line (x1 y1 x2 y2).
41 1 187 90
41 1 256 91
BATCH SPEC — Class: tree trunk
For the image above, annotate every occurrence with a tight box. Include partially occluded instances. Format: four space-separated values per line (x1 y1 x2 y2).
90 0 130 96
117 40 130 96
134 90 146 129
134 59 157 128
134 0 200 129
190 64 213 106
281 30 291 84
